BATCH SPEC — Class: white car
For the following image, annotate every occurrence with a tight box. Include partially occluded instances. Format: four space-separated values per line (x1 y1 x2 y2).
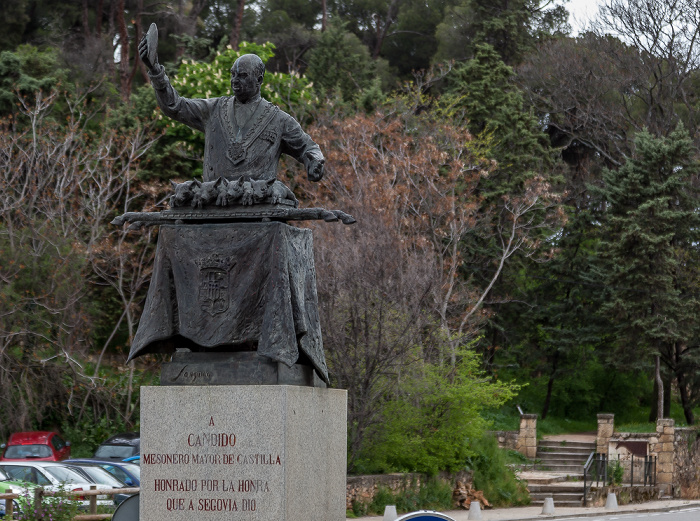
0 461 115 507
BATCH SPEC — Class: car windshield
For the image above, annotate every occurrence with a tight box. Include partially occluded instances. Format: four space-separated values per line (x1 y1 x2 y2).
76 467 124 487
94 445 135 459
4 445 52 459
43 466 88 484
101 463 140 482
0 468 8 481
122 463 140 479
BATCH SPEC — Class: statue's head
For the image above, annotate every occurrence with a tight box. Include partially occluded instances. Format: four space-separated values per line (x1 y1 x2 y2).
230 54 265 102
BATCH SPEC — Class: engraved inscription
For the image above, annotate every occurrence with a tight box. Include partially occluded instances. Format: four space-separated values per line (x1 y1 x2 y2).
146 415 281 518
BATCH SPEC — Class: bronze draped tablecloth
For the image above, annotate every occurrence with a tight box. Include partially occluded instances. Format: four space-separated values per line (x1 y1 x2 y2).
127 222 328 383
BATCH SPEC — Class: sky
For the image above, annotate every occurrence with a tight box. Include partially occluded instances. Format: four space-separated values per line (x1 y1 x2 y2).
563 0 603 34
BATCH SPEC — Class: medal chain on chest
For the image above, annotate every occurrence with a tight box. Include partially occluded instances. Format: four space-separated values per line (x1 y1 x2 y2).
222 97 276 166
233 98 261 143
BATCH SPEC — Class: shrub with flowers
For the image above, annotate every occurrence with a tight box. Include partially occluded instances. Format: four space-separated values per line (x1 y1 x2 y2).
15 488 80 521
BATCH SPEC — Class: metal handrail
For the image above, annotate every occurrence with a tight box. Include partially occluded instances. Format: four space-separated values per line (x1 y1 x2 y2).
582 452 607 506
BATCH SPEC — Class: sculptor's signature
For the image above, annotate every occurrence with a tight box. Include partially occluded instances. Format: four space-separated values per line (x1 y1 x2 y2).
174 365 213 382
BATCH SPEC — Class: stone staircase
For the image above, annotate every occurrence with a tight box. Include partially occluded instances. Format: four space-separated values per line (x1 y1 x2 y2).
524 438 596 507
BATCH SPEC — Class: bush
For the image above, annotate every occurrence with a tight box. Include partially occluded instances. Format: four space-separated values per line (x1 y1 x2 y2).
467 435 530 507
364 477 454 516
16 488 80 521
608 460 624 486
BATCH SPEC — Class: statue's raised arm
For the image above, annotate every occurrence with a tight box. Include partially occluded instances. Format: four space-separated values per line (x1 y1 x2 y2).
138 24 324 185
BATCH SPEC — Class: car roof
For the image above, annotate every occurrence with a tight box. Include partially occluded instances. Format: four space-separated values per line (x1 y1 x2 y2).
7 432 55 444
100 433 139 445
0 461 67 467
67 458 136 467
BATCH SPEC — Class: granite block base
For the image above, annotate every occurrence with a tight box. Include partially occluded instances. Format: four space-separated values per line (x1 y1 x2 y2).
140 385 347 521
161 351 327 387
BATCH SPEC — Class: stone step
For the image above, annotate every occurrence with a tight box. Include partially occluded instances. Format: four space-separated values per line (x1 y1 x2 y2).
528 485 586 493
521 476 568 485
530 492 584 501
537 446 593 454
538 440 595 450
536 457 589 467
537 452 590 460
536 464 585 473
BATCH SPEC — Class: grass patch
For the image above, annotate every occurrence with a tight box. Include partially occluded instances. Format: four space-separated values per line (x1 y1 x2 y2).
615 422 656 433
536 417 596 437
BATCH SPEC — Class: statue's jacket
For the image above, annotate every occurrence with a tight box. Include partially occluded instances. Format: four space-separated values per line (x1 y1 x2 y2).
149 65 321 182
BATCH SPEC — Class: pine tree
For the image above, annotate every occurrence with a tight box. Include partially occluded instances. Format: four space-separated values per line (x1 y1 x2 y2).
595 126 700 422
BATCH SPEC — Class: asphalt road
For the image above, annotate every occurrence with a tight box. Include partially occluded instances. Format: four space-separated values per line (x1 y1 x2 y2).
552 506 700 520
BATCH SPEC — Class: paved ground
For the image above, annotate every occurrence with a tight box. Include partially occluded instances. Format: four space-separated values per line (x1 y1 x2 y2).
347 499 700 520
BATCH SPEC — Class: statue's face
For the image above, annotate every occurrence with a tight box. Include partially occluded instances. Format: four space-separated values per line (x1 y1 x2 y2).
230 57 262 102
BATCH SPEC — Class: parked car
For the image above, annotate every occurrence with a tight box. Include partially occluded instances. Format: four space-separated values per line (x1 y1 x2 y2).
66 463 132 505
0 462 113 508
93 433 139 462
1 432 71 462
66 459 140 487
0 466 37 516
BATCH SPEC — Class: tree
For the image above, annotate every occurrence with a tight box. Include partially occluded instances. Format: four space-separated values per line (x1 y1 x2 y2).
435 0 569 64
306 21 376 102
593 126 700 422
0 87 159 436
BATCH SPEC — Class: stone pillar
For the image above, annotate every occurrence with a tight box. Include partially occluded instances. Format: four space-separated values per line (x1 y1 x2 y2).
515 414 537 459
597 414 614 455
655 418 675 496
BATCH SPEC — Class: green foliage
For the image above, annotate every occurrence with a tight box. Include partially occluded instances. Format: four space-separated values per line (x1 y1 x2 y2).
306 21 378 102
356 349 519 475
607 460 624 486
447 43 554 195
466 435 530 506
16 488 80 521
0 45 67 115
592 125 700 424
435 0 569 64
61 409 127 458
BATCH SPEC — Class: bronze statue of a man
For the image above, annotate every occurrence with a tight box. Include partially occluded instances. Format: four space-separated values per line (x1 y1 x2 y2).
125 29 336 387
138 36 324 184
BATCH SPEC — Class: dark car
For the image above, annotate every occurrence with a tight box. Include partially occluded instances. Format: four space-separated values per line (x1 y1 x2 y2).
1 432 71 462
93 433 139 462
66 459 140 487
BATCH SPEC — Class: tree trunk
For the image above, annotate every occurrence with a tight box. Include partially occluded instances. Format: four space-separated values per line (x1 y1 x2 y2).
82 0 91 38
372 0 399 59
655 354 664 420
96 0 103 36
116 0 131 101
321 0 327 32
131 0 149 84
541 353 558 420
230 0 245 50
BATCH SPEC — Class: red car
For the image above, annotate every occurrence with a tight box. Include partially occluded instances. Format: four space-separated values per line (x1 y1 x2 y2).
1 432 71 461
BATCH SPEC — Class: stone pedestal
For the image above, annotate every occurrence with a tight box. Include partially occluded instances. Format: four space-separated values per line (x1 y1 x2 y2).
515 414 537 459
654 418 675 495
597 414 614 455
140 385 347 521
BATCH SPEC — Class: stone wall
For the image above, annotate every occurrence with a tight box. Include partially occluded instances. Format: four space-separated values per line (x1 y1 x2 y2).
346 471 472 511
673 427 700 499
492 430 519 451
587 485 662 507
